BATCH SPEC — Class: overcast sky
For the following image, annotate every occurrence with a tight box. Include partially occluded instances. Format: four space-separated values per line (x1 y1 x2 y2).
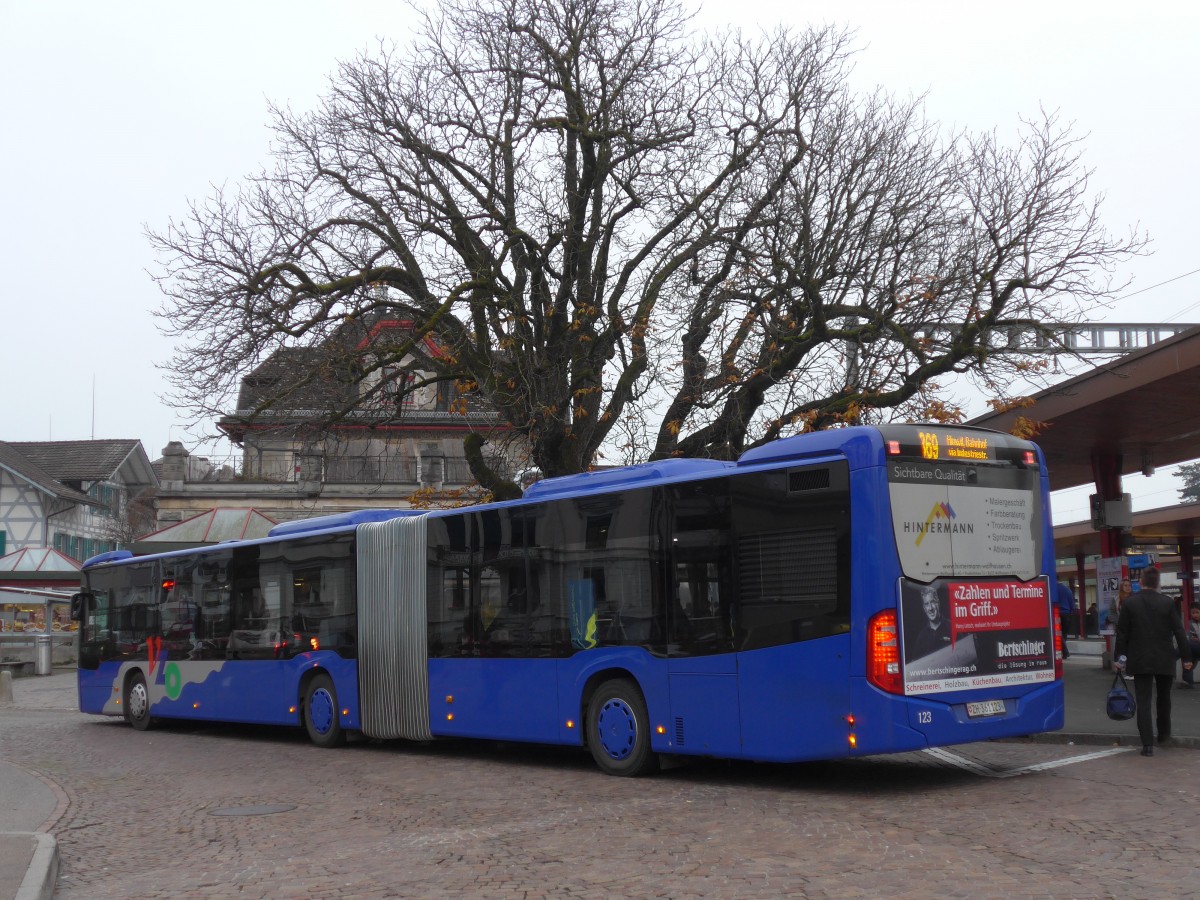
1 1 1196 523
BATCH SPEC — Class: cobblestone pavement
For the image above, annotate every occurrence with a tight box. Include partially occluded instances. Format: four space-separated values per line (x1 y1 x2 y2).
4 697 1200 900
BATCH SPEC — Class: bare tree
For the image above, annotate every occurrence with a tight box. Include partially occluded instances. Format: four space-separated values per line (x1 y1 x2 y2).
643 101 1140 460
95 485 158 546
151 0 1143 481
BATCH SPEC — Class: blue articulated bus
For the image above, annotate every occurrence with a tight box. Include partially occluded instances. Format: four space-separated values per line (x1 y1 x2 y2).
74 424 1063 775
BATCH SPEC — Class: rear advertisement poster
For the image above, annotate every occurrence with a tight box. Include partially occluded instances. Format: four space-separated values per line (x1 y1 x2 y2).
900 577 1055 695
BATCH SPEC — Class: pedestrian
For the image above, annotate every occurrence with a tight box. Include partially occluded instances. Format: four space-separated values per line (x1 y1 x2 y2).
1180 606 1200 689
1117 578 1133 613
1114 567 1193 756
1055 581 1075 657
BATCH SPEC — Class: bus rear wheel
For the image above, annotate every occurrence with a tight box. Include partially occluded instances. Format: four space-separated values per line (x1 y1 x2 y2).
586 678 658 777
303 673 345 748
124 671 154 731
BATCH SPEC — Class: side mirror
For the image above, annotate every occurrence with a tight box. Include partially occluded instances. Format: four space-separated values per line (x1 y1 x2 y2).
70 591 92 622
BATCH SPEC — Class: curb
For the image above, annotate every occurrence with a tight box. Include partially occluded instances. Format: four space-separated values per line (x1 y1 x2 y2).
2 832 58 900
1018 732 1200 750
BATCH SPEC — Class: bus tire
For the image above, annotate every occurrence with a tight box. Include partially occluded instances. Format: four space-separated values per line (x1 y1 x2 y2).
586 678 658 777
303 673 345 748
124 671 154 731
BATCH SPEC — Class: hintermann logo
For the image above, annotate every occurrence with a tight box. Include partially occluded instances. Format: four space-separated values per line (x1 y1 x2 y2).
907 501 973 546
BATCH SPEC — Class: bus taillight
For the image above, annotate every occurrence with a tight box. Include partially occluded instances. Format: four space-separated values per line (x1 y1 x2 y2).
867 609 904 694
1054 615 1064 679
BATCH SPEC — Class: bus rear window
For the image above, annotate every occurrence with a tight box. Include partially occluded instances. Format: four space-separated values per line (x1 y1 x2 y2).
887 459 1042 581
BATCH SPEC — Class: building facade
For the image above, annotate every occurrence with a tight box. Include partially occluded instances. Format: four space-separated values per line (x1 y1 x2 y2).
0 439 157 562
155 318 528 528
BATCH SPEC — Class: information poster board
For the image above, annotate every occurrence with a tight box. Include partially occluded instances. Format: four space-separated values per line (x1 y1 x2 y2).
1096 556 1125 634
888 464 1040 582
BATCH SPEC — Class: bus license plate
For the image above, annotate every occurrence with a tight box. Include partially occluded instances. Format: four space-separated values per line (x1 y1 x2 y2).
966 700 1006 718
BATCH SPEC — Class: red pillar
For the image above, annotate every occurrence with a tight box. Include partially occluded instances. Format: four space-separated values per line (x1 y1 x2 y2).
1091 452 1124 557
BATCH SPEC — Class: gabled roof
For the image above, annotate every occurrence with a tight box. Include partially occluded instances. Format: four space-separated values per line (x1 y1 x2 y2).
233 345 354 413
220 314 500 439
0 547 82 573
137 508 279 545
353 318 445 357
0 441 96 505
9 439 157 488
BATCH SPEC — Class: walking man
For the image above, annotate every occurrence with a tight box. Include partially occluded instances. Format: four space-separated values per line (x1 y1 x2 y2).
1114 567 1193 756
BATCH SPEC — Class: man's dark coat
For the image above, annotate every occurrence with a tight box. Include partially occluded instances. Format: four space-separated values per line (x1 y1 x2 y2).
1115 589 1191 675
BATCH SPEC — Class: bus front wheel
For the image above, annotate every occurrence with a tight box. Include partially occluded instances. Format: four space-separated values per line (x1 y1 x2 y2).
124 671 154 731
303 673 345 748
585 678 658 777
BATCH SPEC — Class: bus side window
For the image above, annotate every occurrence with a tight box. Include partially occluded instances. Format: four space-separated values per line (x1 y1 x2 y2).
427 517 473 658
160 572 200 662
526 501 580 656
185 554 232 661
226 546 281 660
731 466 851 651
474 509 528 658
102 563 159 659
284 540 356 658
668 479 734 656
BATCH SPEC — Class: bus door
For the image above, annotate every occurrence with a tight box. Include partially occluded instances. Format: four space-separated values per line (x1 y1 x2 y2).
425 509 560 743
665 482 741 757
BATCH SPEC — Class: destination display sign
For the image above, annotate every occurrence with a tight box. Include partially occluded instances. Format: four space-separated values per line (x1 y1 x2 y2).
897 428 996 463
879 424 1042 469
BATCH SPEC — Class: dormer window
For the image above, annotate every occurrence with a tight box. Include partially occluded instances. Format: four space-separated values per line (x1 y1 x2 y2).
380 365 417 410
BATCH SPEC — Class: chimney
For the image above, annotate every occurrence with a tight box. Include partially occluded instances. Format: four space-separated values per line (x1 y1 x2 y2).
160 441 189 486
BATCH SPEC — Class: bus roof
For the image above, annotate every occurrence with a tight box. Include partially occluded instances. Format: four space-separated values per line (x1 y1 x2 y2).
521 458 732 502
266 508 418 538
736 425 883 468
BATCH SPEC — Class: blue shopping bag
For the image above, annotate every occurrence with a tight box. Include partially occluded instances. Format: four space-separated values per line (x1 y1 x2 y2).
1106 672 1136 721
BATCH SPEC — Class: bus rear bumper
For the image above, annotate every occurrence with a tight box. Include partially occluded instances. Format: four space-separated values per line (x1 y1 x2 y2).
852 679 1065 756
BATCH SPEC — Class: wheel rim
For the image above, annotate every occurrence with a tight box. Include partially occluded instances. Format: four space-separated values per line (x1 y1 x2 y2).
128 681 149 721
309 687 335 735
596 697 638 761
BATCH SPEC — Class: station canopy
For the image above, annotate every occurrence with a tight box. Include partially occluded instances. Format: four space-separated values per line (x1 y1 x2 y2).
969 325 1200 559
969 326 1200 490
